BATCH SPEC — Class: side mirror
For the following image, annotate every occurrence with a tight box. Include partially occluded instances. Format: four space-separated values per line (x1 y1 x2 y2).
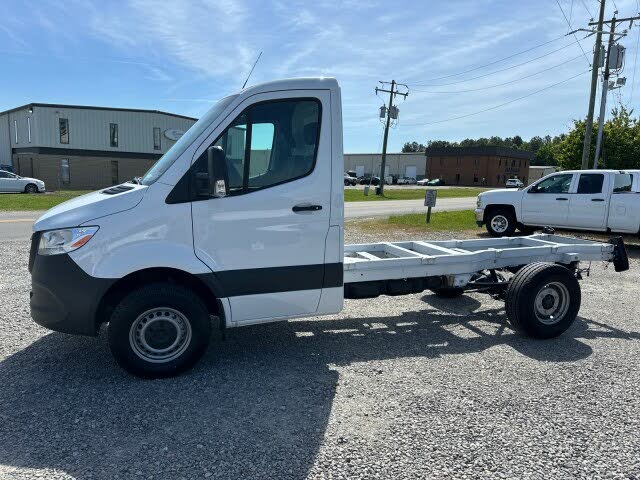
207 146 228 197
196 146 228 198
528 184 538 193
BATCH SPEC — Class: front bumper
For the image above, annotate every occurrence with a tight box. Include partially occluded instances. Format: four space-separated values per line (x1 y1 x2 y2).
37 184 46 192
29 234 114 336
474 207 485 227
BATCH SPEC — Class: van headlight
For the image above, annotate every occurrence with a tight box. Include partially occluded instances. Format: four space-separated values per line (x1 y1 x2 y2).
38 227 99 256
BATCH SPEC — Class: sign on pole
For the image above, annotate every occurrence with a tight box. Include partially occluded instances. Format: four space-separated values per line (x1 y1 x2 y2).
424 189 437 223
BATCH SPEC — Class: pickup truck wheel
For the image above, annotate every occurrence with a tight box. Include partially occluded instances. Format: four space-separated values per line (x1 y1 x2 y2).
505 262 580 339
431 287 465 298
108 283 211 378
486 208 516 237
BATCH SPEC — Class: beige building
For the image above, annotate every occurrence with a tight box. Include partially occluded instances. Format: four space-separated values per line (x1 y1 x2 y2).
344 152 426 179
528 165 557 183
0 103 196 190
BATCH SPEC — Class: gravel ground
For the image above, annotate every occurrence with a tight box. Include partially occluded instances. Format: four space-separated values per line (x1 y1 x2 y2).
1 229 639 480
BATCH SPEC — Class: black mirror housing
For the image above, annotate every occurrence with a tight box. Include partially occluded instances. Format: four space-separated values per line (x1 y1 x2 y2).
195 146 228 199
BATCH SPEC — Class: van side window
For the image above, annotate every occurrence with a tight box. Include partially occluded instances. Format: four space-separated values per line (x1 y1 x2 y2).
577 173 604 194
203 98 320 195
532 173 572 194
613 173 632 193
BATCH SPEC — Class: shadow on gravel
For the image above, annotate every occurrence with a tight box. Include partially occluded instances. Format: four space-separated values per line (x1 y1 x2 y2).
0 300 639 479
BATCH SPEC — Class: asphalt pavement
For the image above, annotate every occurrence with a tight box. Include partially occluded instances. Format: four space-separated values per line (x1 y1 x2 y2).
0 197 477 241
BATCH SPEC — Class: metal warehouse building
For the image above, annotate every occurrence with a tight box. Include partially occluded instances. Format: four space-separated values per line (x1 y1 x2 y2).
344 153 426 180
0 103 196 190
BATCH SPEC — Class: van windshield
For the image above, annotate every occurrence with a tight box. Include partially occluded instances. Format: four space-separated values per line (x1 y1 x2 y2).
141 94 239 186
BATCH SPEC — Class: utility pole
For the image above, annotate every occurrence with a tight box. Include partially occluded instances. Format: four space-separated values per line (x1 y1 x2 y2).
375 80 408 195
580 0 606 169
592 14 640 168
593 16 616 168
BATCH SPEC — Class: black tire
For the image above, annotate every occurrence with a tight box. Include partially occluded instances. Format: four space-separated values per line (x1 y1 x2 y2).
108 283 212 378
485 207 517 237
24 183 37 194
518 224 536 234
505 262 580 339
431 287 465 298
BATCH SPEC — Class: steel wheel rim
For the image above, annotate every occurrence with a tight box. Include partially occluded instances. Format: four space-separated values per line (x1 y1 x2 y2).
534 281 570 325
491 215 509 233
129 307 192 363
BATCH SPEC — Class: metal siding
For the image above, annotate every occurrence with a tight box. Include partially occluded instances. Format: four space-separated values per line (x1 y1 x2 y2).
31 106 196 153
344 153 426 177
0 114 11 165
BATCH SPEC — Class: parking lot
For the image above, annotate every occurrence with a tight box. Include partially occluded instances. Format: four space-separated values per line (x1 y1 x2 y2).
1 229 639 479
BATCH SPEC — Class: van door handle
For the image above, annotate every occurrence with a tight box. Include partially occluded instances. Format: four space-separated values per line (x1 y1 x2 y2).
591 198 605 202
292 204 322 212
556 197 568 201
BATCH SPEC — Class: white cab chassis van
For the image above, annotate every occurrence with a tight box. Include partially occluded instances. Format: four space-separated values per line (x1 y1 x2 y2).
29 78 629 377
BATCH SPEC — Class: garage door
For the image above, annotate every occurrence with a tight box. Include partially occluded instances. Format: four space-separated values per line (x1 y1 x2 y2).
405 166 417 179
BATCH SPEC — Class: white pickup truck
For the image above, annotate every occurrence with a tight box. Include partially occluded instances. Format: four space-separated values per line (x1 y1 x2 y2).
29 79 629 378
476 169 640 236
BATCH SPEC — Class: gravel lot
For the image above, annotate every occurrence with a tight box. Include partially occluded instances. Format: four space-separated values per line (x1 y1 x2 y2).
1 229 639 479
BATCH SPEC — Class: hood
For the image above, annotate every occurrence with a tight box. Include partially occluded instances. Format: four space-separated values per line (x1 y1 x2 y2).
21 176 44 184
33 184 147 232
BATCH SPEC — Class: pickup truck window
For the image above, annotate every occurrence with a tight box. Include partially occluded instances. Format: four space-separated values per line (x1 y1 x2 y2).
577 174 604 194
613 174 633 193
532 173 572 194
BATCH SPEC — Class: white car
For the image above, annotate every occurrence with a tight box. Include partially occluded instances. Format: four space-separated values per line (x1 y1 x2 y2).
416 178 430 186
397 176 417 185
505 178 524 189
476 169 640 236
0 170 45 193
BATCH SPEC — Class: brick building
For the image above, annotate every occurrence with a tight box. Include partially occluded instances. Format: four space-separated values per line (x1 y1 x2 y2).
425 146 533 187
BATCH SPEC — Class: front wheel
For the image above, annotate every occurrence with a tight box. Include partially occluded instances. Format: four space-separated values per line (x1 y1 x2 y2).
24 183 38 194
505 262 581 339
485 208 517 237
108 283 212 378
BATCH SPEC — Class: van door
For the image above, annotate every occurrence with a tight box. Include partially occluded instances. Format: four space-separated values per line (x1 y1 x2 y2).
521 173 574 226
568 173 608 229
191 91 333 324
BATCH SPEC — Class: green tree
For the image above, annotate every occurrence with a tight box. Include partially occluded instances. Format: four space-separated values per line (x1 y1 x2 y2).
401 141 426 153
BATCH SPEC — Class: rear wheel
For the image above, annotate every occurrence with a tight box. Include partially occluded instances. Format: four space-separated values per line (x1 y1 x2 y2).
108 283 211 378
486 208 517 237
505 262 580 339
24 183 37 194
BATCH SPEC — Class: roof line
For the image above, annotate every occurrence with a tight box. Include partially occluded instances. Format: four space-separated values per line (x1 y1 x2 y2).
0 102 197 121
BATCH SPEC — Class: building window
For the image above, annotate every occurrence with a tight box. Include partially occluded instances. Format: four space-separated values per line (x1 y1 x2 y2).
153 127 161 150
27 117 31 143
511 159 516 167
60 159 70 185
473 173 479 183
111 160 119 185
110 123 118 147
13 120 18 143
59 118 69 144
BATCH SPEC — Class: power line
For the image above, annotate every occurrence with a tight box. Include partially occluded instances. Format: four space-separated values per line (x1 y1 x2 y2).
409 54 583 94
402 70 591 127
554 0 592 65
407 40 585 86
580 0 594 18
400 33 569 84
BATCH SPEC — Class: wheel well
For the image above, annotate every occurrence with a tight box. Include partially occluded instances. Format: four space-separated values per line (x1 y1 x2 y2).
95 267 221 329
484 204 517 223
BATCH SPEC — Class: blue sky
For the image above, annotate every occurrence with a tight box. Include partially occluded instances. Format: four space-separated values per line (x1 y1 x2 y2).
1 0 639 153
